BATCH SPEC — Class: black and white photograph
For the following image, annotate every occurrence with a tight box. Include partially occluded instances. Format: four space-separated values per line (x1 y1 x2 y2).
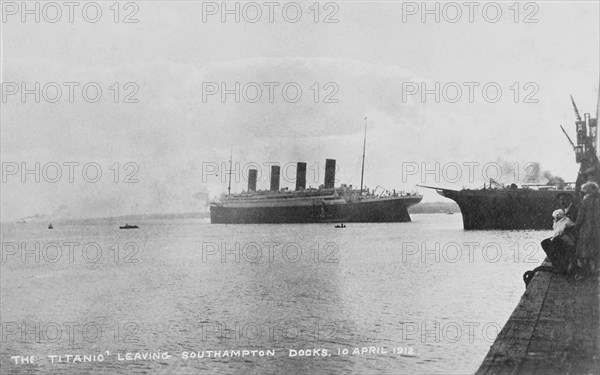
1 1 599 374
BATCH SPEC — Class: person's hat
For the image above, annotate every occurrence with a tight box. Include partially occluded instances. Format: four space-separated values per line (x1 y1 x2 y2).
552 209 566 220
581 181 599 193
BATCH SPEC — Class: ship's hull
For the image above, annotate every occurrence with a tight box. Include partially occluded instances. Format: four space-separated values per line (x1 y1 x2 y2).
210 196 422 224
438 188 566 230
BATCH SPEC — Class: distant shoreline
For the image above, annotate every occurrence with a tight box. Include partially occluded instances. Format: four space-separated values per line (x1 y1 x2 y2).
6 202 461 225
6 212 211 225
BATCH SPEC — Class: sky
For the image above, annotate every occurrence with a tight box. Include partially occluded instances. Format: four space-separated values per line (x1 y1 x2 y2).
1 1 599 221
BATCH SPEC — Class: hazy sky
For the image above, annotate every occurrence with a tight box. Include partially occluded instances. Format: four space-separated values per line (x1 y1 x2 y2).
1 1 599 220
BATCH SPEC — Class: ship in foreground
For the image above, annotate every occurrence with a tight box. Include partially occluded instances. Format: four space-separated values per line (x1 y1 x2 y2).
421 94 600 230
210 119 422 224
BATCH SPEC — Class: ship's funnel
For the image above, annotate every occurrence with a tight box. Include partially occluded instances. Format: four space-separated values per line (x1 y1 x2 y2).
295 162 307 191
324 159 336 189
270 165 280 192
247 169 257 192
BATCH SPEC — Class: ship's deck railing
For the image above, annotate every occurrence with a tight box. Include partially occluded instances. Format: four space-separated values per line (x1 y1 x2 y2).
459 182 577 192
212 187 421 203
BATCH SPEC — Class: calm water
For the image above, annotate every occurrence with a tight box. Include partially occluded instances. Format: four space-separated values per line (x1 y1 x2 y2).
0 214 551 374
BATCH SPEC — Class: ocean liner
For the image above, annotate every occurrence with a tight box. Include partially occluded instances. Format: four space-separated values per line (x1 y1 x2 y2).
210 121 422 224
210 159 422 224
421 95 600 230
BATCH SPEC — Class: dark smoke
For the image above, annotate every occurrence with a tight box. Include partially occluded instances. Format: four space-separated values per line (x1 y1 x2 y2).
542 171 566 187
496 159 566 187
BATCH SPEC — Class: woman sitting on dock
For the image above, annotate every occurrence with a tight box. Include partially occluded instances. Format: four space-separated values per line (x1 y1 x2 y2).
574 181 600 278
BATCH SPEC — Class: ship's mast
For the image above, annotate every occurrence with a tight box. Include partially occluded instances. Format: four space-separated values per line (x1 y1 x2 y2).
360 116 367 194
227 146 233 196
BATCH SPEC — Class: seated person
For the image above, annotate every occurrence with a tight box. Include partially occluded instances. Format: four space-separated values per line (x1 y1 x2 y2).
540 209 576 273
552 209 576 243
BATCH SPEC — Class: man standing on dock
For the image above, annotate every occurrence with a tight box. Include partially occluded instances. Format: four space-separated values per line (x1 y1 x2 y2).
557 192 579 222
574 181 600 278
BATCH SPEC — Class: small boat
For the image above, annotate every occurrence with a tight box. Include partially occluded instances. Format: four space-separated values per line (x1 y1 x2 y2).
446 211 454 215
48 223 53 229
334 223 346 228
119 224 139 229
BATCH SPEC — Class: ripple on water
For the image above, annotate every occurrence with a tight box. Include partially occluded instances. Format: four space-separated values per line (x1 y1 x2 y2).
1 215 548 374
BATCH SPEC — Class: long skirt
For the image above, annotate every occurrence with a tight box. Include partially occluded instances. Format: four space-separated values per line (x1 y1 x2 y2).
541 237 574 274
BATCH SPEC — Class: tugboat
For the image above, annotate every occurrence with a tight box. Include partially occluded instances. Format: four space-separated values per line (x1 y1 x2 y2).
334 223 347 228
119 224 139 229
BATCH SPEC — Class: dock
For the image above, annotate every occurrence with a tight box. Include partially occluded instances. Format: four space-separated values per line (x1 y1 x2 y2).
476 263 599 375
